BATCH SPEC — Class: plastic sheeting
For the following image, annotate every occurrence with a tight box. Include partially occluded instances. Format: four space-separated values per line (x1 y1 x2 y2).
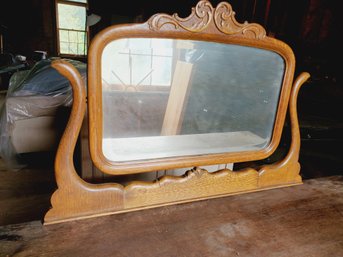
0 58 87 169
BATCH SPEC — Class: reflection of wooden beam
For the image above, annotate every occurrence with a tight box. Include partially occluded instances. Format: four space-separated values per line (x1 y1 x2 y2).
161 61 193 136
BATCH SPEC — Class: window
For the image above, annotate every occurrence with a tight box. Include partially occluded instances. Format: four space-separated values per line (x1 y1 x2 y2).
56 0 87 56
102 38 174 91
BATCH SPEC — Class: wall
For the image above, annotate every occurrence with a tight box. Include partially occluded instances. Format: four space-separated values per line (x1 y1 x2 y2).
0 0 56 58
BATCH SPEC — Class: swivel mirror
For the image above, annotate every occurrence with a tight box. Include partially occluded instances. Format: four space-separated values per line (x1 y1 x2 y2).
45 0 310 224
101 39 284 163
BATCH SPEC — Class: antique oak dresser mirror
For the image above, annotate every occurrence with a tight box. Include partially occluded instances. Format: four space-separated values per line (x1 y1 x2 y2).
45 0 310 224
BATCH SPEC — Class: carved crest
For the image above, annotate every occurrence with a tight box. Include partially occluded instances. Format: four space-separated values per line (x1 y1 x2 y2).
148 0 266 39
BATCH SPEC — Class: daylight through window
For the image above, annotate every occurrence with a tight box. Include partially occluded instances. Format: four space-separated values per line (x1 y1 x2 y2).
56 0 87 56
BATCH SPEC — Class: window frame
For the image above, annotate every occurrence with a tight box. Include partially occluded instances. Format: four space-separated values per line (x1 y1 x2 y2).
55 0 88 57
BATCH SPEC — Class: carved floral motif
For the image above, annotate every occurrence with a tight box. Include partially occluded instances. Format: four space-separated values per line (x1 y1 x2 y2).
214 2 266 39
148 0 213 32
148 0 266 39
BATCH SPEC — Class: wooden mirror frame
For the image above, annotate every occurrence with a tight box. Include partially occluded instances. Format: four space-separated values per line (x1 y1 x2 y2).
44 0 310 224
88 1 295 175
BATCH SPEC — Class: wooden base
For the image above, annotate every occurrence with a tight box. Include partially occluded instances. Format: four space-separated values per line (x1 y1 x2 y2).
45 167 302 224
44 61 310 225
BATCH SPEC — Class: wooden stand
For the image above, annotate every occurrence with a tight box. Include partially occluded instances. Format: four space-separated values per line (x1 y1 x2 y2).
44 1 310 224
44 59 309 224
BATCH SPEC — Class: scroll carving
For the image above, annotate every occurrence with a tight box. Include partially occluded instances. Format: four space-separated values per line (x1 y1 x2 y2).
214 2 266 39
148 0 213 32
148 0 266 39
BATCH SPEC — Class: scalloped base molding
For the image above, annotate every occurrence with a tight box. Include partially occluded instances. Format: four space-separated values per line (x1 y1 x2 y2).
45 164 302 225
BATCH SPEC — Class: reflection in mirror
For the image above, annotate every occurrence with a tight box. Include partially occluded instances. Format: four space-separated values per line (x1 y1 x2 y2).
101 38 285 162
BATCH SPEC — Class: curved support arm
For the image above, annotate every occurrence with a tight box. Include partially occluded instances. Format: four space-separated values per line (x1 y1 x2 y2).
51 60 87 185
258 72 310 186
45 60 124 225
284 72 311 163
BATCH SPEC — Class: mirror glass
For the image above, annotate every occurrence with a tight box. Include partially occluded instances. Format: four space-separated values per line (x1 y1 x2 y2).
101 38 285 162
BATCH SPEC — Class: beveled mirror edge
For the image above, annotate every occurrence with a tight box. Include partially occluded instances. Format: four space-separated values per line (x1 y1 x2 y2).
87 0 296 175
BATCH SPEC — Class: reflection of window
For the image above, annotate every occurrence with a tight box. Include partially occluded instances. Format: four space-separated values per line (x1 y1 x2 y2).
56 0 87 56
102 39 173 90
